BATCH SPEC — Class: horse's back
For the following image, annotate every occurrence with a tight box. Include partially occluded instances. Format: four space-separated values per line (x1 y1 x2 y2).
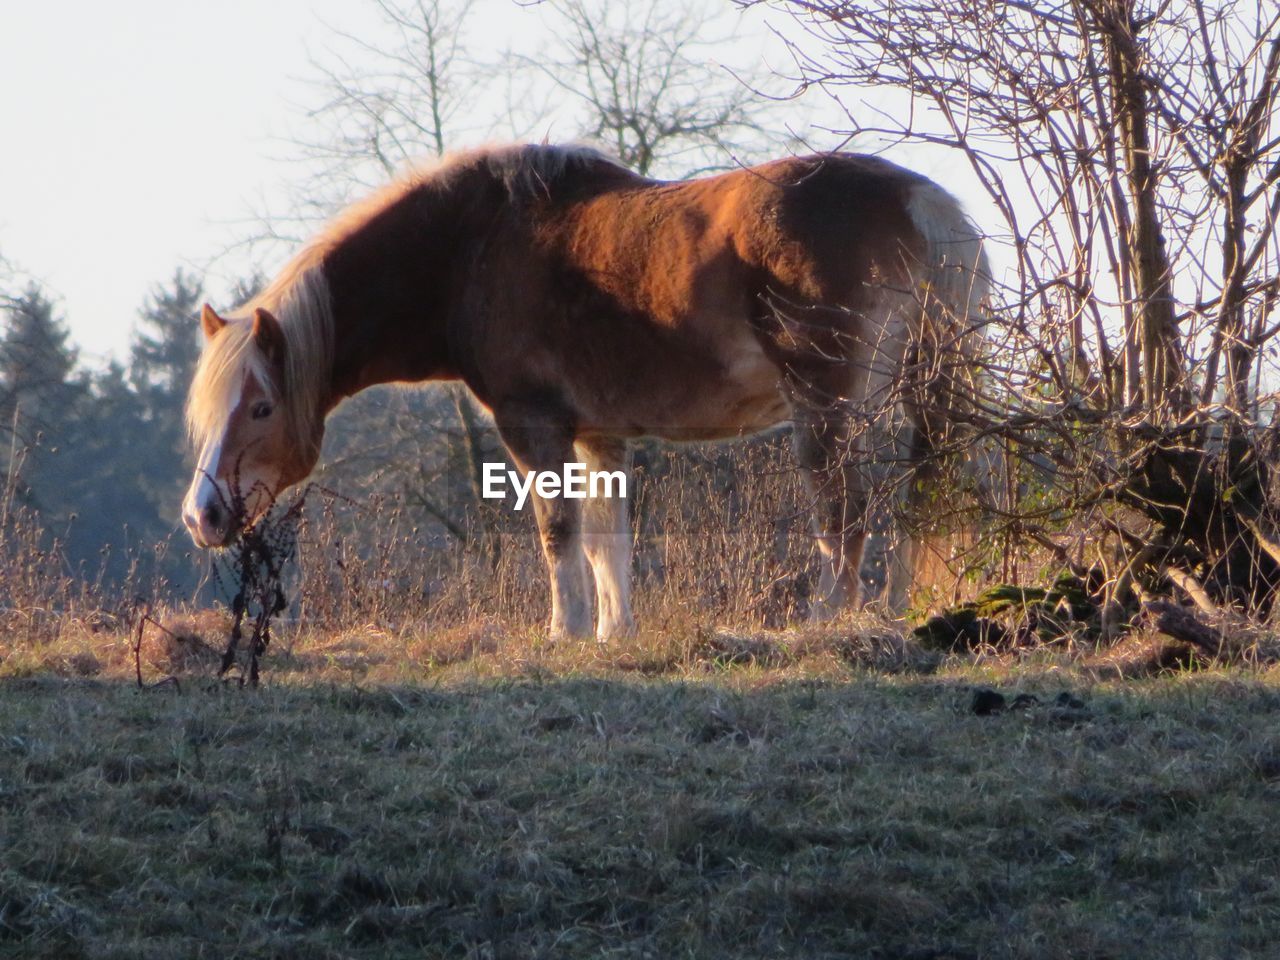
473 150 976 439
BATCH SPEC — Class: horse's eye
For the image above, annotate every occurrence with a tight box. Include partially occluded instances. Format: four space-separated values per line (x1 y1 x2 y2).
250 401 274 421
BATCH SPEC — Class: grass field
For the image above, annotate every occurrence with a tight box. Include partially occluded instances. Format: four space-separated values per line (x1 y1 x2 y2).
2 622 1280 959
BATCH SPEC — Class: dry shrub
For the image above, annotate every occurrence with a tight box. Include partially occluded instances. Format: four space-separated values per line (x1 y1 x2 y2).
0 495 96 646
0 460 149 665
290 493 544 632
631 439 816 626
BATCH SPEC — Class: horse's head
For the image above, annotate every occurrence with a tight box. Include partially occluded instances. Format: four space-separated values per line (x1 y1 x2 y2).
182 304 322 548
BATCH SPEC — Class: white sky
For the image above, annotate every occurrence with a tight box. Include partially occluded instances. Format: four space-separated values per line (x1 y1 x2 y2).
0 1 985 368
0 1 371 364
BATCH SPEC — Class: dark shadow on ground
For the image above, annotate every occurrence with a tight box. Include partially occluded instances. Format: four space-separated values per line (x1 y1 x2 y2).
1 669 1278 959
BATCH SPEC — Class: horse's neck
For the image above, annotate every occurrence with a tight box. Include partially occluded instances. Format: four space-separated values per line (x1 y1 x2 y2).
320 178 482 407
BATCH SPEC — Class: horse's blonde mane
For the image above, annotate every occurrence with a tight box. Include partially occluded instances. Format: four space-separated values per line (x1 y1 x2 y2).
187 143 626 456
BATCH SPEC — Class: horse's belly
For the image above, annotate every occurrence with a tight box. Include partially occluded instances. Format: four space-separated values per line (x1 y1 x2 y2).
581 334 791 440
660 378 790 440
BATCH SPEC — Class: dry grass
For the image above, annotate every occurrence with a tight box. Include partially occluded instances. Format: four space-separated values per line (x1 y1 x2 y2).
4 618 1280 958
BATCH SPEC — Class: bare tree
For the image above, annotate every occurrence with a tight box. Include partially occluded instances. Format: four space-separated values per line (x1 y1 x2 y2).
745 0 1280 619
290 0 483 216
524 0 781 176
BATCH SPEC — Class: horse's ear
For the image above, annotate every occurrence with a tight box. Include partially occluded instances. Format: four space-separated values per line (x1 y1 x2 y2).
252 307 285 364
200 303 227 340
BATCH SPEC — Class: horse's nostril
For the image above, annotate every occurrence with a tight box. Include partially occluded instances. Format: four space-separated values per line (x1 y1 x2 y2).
203 503 223 530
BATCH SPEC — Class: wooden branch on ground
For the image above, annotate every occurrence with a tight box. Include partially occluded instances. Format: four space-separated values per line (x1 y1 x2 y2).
1140 599 1224 657
1239 515 1280 568
1163 566 1220 616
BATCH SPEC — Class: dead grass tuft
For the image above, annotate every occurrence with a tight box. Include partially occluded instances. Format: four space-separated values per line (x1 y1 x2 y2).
415 619 507 667
694 627 797 668
138 609 228 675
1085 630 1204 680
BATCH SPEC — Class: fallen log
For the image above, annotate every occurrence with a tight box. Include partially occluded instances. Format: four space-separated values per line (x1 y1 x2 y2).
1139 599 1224 657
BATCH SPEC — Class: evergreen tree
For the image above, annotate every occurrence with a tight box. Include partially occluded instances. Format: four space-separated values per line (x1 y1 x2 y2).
124 270 207 582
57 361 162 586
0 273 218 595
130 269 202 442
0 286 88 522
0 284 81 453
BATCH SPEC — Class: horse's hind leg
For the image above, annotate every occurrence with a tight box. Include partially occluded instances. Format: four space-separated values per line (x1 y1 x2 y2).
890 346 979 610
494 398 592 639
885 413 943 611
791 404 870 618
575 436 636 641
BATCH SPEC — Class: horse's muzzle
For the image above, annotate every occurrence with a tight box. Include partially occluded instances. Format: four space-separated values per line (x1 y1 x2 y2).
183 500 232 549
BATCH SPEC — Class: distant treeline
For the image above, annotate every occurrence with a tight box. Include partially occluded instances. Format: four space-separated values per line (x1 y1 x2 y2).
0 269 223 595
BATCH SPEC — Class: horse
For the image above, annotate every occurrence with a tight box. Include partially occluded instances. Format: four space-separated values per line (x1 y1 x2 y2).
184 143 989 640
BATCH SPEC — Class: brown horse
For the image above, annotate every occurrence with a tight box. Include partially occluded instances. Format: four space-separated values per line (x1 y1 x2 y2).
184 144 988 639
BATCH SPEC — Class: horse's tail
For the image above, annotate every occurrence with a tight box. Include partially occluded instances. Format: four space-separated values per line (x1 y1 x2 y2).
902 179 991 438
905 179 990 359
878 179 996 608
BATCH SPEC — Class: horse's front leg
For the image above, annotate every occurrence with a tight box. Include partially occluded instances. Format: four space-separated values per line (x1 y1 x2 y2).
494 399 592 640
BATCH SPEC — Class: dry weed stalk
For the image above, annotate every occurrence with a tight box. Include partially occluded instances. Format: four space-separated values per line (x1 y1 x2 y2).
129 601 181 693
209 472 316 686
